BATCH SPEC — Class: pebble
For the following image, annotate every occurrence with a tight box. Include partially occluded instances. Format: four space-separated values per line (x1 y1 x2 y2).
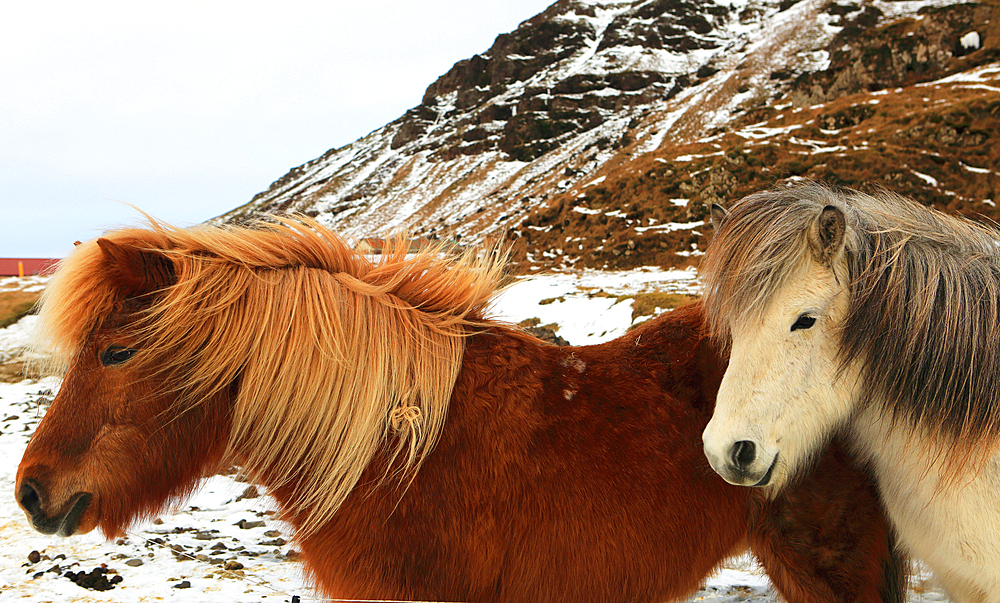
27 550 40 564
195 531 219 540
224 560 244 571
236 519 266 529
125 559 143 567
173 580 192 589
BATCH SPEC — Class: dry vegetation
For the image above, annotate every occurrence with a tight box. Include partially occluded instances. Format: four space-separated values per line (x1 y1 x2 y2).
0 291 38 329
0 288 46 383
515 80 1000 271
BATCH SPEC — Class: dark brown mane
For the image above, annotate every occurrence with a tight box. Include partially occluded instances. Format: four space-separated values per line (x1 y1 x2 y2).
702 182 1000 445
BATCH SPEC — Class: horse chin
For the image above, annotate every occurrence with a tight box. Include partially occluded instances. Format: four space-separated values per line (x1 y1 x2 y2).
750 453 780 487
28 492 94 537
60 492 97 536
714 453 782 488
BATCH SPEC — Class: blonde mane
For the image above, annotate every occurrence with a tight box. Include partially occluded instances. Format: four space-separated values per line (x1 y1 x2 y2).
34 217 509 533
702 182 1000 447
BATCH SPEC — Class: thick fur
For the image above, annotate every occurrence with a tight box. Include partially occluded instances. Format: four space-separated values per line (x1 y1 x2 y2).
274 307 902 602
18 219 903 602
700 182 1000 602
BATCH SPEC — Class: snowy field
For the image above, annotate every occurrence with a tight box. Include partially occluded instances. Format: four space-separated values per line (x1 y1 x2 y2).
0 271 948 602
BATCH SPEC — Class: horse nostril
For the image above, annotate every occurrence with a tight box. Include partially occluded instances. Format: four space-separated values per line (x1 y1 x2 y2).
18 481 42 516
731 440 756 471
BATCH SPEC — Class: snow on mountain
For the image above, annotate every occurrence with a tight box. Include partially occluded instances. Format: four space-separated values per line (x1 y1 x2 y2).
218 0 997 274
218 0 794 237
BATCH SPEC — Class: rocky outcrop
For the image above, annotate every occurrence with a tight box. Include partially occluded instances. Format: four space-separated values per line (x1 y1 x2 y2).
789 2 999 106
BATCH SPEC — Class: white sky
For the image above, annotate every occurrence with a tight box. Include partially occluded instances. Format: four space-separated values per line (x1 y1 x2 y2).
1 0 554 258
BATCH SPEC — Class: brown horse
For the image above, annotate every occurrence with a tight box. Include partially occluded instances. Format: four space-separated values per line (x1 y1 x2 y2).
17 218 902 602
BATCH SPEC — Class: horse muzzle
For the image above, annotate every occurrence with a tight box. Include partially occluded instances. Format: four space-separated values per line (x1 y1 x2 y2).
703 439 780 487
16 478 94 537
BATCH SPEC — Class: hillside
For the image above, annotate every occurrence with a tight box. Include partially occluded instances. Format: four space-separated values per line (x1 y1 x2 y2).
220 0 1000 271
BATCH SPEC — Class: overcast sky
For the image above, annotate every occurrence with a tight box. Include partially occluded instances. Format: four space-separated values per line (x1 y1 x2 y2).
1 1 554 258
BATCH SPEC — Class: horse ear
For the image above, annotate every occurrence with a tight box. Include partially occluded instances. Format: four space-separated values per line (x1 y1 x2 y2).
96 238 176 296
710 204 727 231
809 205 846 266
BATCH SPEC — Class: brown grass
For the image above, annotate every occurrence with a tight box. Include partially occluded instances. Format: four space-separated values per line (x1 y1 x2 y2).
0 291 39 329
628 292 700 321
0 290 50 383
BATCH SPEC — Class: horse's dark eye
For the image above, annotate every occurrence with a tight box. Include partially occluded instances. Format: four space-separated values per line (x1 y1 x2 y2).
100 346 136 366
791 315 816 332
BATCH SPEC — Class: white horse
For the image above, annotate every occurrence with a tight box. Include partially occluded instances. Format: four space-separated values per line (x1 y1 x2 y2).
700 182 1000 603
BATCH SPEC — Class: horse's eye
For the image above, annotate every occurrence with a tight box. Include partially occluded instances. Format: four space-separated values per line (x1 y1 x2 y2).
100 346 136 366
791 314 816 332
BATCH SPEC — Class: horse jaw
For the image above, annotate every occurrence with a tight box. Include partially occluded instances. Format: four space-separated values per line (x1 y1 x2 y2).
703 259 859 489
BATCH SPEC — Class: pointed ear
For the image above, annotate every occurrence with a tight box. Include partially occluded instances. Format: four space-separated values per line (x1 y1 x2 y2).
710 203 727 231
96 238 176 297
808 205 846 266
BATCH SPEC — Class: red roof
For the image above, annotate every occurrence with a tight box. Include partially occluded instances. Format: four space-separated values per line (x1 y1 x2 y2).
0 258 59 277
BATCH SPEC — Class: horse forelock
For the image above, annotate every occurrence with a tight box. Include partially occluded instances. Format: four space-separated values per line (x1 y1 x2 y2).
703 182 1000 458
701 183 843 340
34 217 510 535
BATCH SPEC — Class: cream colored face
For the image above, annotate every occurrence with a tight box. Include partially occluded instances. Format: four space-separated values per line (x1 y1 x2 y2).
702 258 859 488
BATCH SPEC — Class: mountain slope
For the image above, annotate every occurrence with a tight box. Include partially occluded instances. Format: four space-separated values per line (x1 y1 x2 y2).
220 0 999 271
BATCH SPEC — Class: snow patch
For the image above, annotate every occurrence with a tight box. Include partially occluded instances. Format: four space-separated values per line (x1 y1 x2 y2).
960 31 981 50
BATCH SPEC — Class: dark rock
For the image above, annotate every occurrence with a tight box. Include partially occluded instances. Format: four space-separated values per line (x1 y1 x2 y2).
173 580 192 589
236 485 259 501
27 550 40 564
828 2 860 17
697 65 720 79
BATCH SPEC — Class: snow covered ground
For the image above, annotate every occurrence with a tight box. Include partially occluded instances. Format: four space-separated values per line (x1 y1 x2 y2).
0 272 949 602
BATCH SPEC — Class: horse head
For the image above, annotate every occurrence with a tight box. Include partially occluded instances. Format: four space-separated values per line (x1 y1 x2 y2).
16 237 232 538
701 191 860 489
